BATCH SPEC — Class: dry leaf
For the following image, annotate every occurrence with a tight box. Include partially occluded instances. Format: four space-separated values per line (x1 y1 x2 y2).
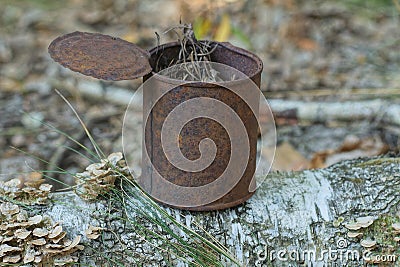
24 172 44 188
269 142 309 171
193 17 212 39
296 38 318 51
214 14 231 42
310 135 388 168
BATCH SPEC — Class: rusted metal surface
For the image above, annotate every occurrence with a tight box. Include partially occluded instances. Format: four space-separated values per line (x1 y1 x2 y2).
48 31 152 81
48 31 264 211
142 42 263 211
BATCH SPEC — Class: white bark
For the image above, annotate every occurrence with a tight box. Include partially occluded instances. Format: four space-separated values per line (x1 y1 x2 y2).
269 99 400 126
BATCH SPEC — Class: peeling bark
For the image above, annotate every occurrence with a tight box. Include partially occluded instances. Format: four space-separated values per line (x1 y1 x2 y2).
42 155 400 266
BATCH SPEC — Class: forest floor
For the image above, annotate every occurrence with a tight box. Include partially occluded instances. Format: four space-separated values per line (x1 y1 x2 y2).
0 0 399 188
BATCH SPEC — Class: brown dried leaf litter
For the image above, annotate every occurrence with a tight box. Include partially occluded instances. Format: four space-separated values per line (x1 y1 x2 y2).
74 152 131 200
0 202 83 266
0 172 52 205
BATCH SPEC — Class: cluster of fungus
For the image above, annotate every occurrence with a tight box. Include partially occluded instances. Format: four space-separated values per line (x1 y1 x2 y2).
74 152 131 200
393 222 400 242
0 202 83 266
0 152 126 265
342 215 400 264
344 216 375 239
0 172 52 204
85 225 105 240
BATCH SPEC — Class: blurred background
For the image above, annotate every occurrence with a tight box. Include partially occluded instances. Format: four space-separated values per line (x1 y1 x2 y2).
0 0 399 188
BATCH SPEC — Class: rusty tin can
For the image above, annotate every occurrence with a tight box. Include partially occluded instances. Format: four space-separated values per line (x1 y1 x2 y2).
47 32 264 211
141 42 263 211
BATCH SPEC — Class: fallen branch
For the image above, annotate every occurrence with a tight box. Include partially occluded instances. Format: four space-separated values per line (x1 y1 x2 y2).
48 81 400 126
269 99 400 126
38 154 400 266
264 88 400 100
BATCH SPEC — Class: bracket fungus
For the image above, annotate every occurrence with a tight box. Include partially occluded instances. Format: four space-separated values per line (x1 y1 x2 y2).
0 173 52 205
0 202 83 266
344 216 375 231
74 152 131 200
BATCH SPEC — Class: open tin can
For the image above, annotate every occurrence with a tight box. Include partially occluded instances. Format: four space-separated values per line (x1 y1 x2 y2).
141 42 263 211
48 32 263 211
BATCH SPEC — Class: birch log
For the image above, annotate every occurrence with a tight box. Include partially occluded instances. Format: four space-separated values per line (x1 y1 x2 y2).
269 99 400 126
43 155 400 266
49 82 400 126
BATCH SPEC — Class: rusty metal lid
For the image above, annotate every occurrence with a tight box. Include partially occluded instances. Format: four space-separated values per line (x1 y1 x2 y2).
48 31 152 81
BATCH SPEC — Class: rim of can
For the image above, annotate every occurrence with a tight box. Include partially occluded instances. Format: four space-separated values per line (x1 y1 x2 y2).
146 41 263 87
